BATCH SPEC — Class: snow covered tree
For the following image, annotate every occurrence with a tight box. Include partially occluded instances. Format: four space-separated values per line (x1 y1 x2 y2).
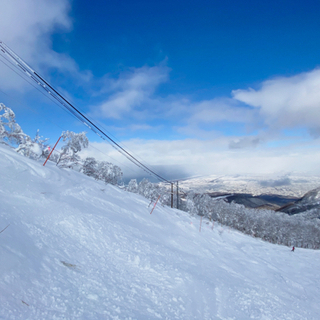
129 178 170 205
16 130 49 160
127 179 139 193
123 177 320 249
138 179 159 201
81 157 123 186
56 131 89 169
96 161 123 185
82 157 99 179
0 103 26 145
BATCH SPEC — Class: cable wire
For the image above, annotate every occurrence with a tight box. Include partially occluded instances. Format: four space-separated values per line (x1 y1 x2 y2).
0 41 172 184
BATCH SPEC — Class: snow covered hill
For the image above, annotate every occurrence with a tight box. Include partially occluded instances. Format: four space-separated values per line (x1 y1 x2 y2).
278 186 320 215
1 143 320 320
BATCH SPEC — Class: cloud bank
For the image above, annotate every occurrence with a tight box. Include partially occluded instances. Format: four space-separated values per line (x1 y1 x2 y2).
94 64 170 119
84 66 320 178
233 69 320 137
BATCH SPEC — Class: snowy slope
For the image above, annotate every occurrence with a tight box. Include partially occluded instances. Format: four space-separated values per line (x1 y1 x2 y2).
1 144 320 320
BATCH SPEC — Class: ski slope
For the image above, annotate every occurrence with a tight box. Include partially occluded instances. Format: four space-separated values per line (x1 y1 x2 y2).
1 143 320 320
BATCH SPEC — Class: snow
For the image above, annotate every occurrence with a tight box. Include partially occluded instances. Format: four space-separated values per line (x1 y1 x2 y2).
1 143 320 320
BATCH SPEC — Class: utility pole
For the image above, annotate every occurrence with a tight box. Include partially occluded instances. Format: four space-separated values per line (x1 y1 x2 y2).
171 183 173 208
176 181 179 209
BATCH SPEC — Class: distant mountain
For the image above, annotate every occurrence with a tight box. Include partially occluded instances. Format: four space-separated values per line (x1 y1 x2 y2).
277 187 320 215
177 174 320 197
174 174 320 211
220 193 297 210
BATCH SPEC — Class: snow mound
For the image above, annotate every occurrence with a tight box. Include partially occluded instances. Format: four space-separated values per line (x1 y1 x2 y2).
1 143 320 319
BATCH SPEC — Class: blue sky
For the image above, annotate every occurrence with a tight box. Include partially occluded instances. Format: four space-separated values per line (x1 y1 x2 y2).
1 0 320 180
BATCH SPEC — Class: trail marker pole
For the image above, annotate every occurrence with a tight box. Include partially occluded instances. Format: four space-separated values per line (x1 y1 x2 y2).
171 183 173 208
43 136 61 166
150 195 161 214
199 216 202 232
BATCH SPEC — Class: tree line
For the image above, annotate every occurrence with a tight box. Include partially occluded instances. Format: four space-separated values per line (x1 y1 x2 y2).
126 179 320 249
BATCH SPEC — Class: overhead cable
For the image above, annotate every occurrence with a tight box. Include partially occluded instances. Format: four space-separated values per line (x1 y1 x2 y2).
0 40 171 184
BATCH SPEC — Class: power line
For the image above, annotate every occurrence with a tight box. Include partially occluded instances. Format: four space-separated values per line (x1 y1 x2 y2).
0 52 164 181
0 40 172 184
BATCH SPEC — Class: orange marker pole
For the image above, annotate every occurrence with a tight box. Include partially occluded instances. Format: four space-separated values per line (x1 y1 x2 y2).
43 136 61 166
150 195 161 214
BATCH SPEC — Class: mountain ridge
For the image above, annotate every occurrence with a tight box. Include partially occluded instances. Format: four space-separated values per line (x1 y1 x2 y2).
176 174 320 197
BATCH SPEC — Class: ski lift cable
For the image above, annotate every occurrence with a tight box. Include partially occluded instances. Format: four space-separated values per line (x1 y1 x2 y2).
90 115 162 172
0 54 188 187
0 41 171 184
0 41 160 179
0 54 86 125
0 54 155 179
87 143 152 176
0 49 145 173
0 42 160 179
28 74 168 182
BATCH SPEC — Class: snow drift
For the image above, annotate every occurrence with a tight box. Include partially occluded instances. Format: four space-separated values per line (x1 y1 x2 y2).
1 143 320 319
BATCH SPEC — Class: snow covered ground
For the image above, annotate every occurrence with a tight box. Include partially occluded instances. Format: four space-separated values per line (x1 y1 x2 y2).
1 143 320 320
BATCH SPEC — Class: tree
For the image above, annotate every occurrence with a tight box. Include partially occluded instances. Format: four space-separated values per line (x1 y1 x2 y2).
16 130 49 160
127 178 169 205
56 131 89 169
0 103 26 145
127 179 139 193
81 157 123 186
96 161 123 185
138 179 159 201
82 157 99 179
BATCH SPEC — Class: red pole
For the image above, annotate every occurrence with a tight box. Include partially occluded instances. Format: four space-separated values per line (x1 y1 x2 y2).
43 136 61 166
150 195 161 214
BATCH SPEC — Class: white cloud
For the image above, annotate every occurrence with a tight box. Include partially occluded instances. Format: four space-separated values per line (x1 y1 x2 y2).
128 124 155 131
94 64 170 119
0 0 71 51
190 98 256 124
82 66 320 178
176 97 260 139
233 68 320 137
80 137 320 180
176 125 222 140
229 137 261 149
0 0 88 91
